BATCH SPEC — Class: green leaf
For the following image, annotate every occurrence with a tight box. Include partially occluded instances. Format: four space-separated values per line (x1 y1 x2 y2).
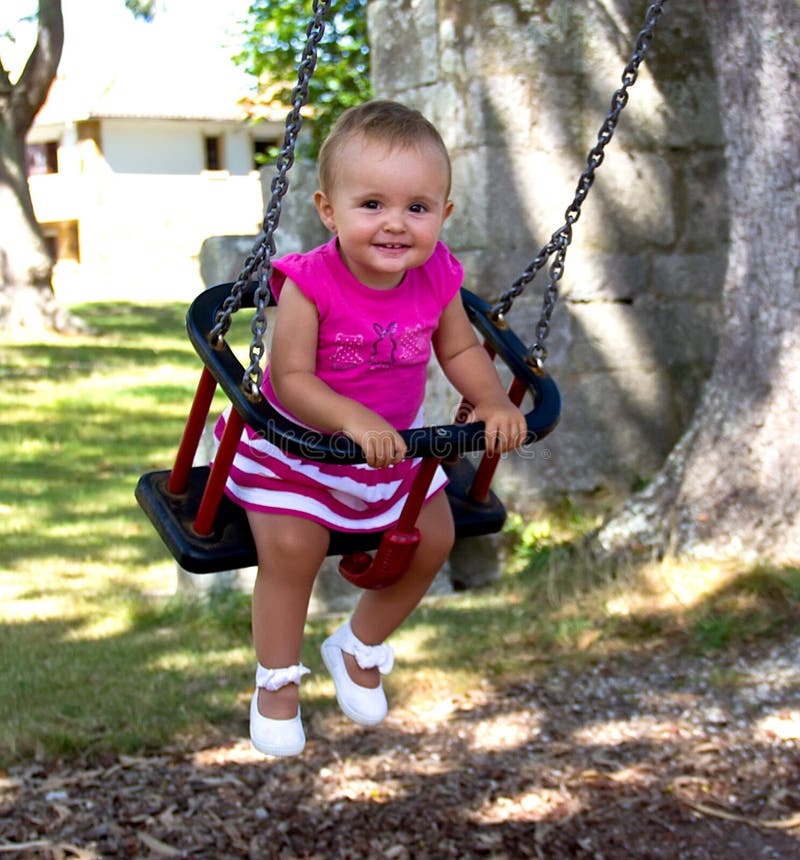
236 0 371 158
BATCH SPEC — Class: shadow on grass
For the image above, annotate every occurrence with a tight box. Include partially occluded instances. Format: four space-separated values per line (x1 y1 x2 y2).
2 572 799 859
3 557 798 769
0 592 333 764
1 304 196 381
0 301 230 572
2 300 799 859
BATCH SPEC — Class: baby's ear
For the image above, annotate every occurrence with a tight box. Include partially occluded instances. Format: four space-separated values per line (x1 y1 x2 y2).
313 190 337 233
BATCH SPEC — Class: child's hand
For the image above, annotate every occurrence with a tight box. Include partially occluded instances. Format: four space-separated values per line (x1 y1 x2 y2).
472 397 528 454
343 411 408 468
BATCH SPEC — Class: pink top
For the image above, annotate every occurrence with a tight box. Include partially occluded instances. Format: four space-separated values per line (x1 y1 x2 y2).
214 237 462 532
262 236 463 430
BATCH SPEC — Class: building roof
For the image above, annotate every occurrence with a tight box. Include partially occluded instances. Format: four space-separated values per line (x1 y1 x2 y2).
34 19 264 127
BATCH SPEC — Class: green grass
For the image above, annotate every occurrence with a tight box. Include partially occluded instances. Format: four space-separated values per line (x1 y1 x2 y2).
1 303 798 767
687 565 800 651
0 301 251 762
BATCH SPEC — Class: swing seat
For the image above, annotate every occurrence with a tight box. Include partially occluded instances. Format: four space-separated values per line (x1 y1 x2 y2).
136 456 506 574
135 281 561 575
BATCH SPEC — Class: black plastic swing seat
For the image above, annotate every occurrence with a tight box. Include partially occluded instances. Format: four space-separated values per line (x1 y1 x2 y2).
136 456 507 574
135 281 561 574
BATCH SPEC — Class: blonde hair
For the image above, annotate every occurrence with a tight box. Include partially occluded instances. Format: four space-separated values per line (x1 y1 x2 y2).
317 99 451 196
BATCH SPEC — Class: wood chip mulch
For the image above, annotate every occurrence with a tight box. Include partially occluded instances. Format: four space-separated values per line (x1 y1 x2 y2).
2 637 799 859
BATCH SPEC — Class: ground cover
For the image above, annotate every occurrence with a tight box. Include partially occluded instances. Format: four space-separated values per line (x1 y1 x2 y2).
1 302 798 858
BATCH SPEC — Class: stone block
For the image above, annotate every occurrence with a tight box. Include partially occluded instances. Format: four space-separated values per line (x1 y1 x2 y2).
560 250 647 303
258 160 328 257
199 235 258 287
176 565 248 598
307 557 362 617
497 365 679 498
424 358 462 425
673 149 729 252
648 77 724 149
320 0 726 530
446 148 492 249
577 151 676 251
198 161 327 291
308 556 454 618
424 79 488 151
368 0 439 93
458 145 675 265
651 251 726 301
438 13 476 79
635 295 721 367
488 2 585 78
448 534 505 591
566 301 662 373
564 295 720 375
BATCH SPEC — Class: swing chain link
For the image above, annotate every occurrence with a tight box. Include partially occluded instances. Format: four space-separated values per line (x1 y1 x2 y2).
491 0 667 367
208 0 333 399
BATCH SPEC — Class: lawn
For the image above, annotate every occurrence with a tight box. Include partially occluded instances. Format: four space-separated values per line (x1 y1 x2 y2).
1 300 798 769
0 301 253 761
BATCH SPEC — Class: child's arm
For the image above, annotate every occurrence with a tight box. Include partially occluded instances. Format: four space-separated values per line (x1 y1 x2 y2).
433 295 528 453
269 279 407 468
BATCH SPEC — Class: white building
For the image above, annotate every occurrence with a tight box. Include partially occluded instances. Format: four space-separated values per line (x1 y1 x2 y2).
26 25 284 304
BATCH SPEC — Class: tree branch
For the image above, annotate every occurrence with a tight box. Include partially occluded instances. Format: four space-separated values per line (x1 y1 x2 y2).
0 59 12 98
11 0 63 132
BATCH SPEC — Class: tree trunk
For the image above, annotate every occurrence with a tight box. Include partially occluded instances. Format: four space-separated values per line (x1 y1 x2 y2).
0 0 80 332
596 0 800 565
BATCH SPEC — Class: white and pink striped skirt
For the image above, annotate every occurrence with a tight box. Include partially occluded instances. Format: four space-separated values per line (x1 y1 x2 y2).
212 406 448 532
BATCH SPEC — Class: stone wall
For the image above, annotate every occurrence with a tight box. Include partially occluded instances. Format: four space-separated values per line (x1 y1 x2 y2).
192 0 727 601
367 0 727 506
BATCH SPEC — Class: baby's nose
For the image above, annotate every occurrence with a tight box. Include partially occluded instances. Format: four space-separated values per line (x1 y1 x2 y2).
383 210 405 231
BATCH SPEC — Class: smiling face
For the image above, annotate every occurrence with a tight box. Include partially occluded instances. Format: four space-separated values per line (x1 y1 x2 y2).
313 134 454 290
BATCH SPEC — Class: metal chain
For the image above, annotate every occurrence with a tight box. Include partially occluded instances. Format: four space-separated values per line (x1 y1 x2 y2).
209 0 333 398
491 0 667 367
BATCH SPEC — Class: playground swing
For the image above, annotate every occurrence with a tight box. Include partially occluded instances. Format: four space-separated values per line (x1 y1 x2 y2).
135 0 666 589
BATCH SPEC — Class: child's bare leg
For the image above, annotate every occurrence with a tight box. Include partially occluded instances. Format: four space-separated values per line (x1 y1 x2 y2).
248 511 330 718
346 490 455 686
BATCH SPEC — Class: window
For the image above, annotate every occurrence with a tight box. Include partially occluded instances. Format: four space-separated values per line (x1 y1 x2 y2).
253 138 279 169
204 135 223 171
41 221 80 263
42 233 58 260
26 141 59 176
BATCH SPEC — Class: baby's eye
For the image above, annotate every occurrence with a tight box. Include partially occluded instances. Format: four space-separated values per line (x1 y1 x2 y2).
409 203 428 214
361 200 381 210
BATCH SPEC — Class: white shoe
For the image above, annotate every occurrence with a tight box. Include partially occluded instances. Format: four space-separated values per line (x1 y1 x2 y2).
321 620 394 726
249 663 309 757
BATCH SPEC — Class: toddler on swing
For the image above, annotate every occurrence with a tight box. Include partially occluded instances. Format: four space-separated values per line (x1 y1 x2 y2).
214 99 527 756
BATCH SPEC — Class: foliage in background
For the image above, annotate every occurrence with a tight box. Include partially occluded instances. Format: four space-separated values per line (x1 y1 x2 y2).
235 0 371 158
123 0 155 20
